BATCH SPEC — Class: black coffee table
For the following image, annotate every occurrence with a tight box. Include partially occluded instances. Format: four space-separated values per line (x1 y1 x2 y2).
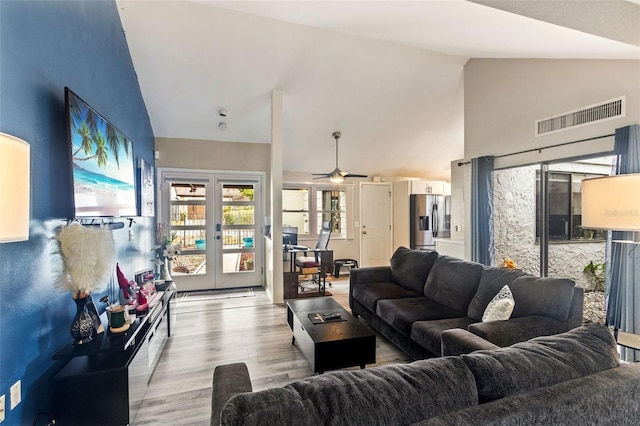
286 297 376 373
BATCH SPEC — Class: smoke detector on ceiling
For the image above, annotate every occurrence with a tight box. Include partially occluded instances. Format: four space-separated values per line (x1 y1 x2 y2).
218 122 227 130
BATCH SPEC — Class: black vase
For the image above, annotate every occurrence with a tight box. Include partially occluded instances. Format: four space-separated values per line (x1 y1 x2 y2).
70 297 94 345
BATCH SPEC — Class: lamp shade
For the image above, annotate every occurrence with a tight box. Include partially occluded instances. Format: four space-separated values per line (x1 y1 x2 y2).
581 173 640 232
0 132 30 242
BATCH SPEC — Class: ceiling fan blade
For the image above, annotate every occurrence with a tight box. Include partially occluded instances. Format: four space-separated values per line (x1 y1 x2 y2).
317 132 367 181
339 170 368 178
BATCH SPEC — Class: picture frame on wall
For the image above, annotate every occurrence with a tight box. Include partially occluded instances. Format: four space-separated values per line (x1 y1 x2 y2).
139 158 155 217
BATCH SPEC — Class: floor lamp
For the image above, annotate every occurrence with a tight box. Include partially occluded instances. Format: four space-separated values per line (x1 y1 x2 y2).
582 173 640 346
582 174 640 243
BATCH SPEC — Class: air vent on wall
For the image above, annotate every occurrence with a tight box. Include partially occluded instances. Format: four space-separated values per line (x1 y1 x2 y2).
535 96 626 137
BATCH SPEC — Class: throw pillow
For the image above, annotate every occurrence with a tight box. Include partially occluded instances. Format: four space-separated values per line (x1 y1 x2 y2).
467 267 525 321
482 285 514 322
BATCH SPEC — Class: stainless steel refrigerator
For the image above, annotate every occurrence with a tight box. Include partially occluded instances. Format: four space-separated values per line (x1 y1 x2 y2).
410 194 450 251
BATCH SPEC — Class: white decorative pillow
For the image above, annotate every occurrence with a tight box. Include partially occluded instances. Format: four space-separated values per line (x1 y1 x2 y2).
482 285 515 322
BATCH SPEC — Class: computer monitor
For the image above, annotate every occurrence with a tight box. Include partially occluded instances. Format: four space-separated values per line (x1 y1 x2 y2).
283 226 298 246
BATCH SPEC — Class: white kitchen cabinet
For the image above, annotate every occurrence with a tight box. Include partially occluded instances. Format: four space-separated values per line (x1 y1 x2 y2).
410 180 446 195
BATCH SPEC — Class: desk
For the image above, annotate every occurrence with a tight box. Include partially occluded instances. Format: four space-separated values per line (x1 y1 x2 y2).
283 249 333 297
283 248 311 272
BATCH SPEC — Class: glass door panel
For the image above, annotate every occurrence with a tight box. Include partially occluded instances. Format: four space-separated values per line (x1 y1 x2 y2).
169 182 207 276
494 157 613 292
215 177 262 288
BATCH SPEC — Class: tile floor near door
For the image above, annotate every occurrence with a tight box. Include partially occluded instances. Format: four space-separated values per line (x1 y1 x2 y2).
134 277 410 425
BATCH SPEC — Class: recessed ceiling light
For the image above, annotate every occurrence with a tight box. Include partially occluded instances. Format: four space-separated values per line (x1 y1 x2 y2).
217 107 228 118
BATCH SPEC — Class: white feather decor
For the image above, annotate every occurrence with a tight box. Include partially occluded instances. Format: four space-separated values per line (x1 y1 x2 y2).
54 222 115 297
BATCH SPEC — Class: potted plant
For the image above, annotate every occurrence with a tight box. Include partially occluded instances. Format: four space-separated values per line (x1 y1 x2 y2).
584 261 605 292
195 231 206 250
244 258 254 271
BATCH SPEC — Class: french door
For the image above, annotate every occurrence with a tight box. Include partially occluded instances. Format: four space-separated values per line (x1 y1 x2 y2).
158 169 263 291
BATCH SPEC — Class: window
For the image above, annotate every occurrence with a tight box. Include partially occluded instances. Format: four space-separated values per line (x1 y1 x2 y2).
283 184 351 239
535 171 607 241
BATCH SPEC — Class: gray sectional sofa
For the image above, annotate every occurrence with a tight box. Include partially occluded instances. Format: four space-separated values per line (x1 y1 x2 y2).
211 325 640 425
349 247 584 359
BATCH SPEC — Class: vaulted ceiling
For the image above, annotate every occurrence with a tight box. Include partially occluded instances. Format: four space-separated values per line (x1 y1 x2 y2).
116 0 640 180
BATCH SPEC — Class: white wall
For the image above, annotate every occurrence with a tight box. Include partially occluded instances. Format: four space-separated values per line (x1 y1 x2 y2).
155 137 271 173
464 59 640 168
458 58 640 267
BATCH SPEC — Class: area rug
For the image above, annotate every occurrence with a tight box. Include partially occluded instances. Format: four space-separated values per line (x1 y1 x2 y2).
178 288 256 302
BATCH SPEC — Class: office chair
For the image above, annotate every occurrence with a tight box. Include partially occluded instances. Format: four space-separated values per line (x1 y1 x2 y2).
295 220 333 294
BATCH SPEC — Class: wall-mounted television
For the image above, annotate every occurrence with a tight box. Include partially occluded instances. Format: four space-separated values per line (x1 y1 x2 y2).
66 88 137 217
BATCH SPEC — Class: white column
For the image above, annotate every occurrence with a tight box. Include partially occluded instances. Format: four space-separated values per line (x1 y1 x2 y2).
268 89 284 303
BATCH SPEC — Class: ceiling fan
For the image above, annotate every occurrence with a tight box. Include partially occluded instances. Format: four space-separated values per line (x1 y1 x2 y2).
313 131 368 183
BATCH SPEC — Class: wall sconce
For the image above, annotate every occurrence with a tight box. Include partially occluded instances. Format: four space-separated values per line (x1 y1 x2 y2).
581 173 640 243
0 132 30 243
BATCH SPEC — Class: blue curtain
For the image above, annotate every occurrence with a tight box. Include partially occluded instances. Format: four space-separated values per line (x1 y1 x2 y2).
471 156 495 266
605 124 640 361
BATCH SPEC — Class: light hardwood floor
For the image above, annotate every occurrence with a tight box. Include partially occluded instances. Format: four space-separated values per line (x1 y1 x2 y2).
134 277 410 425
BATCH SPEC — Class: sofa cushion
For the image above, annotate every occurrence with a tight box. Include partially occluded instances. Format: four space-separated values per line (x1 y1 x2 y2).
416 363 640 426
377 297 464 336
411 317 477 356
461 324 619 403
221 357 479 426
467 267 525 321
482 285 515 322
424 256 483 313
510 275 576 321
352 282 422 313
390 247 439 293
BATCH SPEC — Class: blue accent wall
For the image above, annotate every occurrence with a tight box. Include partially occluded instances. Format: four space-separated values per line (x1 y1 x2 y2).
0 1 155 423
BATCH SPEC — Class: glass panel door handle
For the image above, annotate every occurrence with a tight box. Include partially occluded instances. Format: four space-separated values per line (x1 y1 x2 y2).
216 235 221 240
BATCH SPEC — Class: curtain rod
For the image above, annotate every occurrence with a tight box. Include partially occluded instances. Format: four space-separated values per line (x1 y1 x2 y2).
457 133 615 166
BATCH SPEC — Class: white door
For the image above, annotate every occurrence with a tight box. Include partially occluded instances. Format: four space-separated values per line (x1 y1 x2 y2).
213 175 263 288
158 170 263 291
360 183 393 267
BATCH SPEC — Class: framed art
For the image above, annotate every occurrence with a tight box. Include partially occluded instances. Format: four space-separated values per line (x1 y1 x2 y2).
139 158 155 217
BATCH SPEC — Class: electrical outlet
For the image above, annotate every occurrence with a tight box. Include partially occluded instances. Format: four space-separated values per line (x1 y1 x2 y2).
0 394 5 422
10 381 20 410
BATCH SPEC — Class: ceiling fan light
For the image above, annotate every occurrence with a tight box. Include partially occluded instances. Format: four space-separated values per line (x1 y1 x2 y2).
330 174 344 183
